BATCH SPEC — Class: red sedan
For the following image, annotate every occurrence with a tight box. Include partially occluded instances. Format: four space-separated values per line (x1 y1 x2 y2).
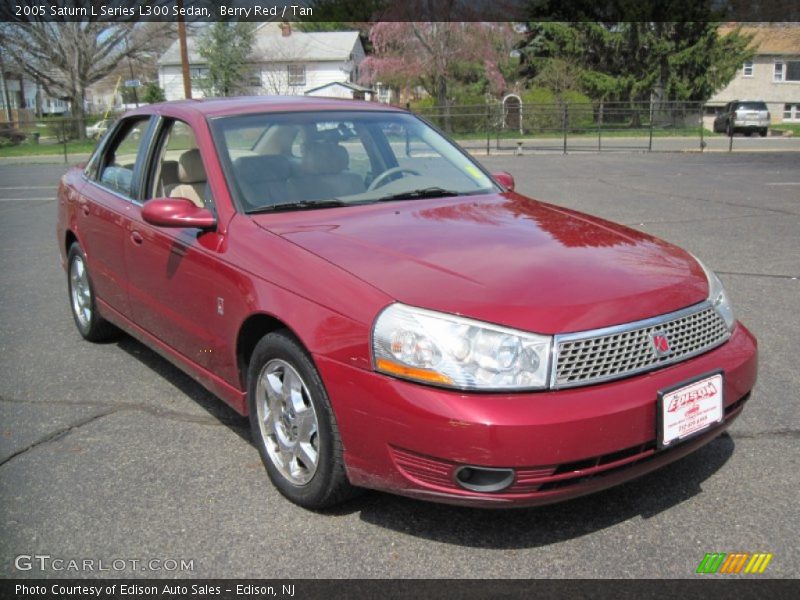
56 98 757 508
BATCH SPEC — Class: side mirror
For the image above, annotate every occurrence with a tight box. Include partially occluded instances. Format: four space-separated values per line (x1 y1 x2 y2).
492 171 515 192
142 197 216 230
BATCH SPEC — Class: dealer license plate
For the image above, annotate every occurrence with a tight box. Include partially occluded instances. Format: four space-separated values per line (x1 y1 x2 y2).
658 372 724 448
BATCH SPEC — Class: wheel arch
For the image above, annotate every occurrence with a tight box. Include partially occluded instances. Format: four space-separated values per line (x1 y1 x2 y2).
236 312 307 390
65 229 78 255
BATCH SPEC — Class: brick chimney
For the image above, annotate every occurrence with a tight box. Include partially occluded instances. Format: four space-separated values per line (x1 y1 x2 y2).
280 22 291 37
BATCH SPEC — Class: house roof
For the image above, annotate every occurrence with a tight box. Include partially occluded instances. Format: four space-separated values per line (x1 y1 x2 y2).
719 23 800 56
158 23 361 66
305 81 374 94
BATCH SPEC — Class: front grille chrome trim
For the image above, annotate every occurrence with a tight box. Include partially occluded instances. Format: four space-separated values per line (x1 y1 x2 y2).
550 301 731 389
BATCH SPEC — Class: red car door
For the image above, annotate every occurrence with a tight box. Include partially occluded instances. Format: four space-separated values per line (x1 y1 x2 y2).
77 117 153 317
124 119 232 373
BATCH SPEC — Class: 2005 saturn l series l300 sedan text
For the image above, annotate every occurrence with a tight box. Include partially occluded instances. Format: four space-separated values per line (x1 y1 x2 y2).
56 97 757 509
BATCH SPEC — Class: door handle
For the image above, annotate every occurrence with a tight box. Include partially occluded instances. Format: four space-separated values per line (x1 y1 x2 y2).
80 203 90 216
130 231 144 245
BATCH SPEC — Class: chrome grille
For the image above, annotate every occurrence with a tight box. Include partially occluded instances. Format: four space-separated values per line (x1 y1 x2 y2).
553 303 730 388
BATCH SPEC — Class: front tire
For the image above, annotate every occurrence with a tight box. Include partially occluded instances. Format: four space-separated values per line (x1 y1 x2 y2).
759 128 768 137
67 243 118 342
247 331 357 509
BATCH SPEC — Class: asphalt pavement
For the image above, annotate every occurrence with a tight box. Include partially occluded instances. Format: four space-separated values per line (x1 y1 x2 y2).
0 152 798 579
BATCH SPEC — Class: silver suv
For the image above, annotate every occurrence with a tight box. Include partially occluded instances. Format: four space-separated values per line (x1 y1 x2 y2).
713 101 770 137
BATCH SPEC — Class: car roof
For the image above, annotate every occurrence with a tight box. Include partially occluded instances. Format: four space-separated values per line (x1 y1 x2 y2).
126 96 406 121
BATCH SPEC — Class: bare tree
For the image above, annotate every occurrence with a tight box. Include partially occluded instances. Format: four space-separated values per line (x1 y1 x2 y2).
259 49 310 97
0 21 166 138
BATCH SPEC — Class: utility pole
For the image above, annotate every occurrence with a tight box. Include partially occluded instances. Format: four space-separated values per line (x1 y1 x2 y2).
177 0 192 99
0 51 13 123
124 37 139 108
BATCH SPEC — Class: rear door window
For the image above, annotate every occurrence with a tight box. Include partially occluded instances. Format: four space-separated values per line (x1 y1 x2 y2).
94 117 151 198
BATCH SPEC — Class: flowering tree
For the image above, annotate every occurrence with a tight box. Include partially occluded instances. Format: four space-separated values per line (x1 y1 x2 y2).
359 22 518 126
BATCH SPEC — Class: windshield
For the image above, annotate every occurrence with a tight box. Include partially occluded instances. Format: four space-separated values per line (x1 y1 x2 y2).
210 111 499 213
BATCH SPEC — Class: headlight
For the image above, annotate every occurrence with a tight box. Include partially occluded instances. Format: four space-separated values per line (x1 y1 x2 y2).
696 258 736 331
372 303 552 390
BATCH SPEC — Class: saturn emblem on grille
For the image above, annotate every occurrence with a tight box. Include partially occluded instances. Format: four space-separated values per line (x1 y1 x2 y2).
650 332 672 357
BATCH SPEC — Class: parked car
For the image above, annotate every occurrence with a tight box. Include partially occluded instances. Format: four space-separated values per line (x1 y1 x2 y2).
56 98 757 509
713 100 770 136
0 123 26 144
85 119 111 140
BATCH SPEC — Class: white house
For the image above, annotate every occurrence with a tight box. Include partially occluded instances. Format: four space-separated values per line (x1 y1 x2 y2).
706 24 800 126
0 70 70 121
158 22 365 101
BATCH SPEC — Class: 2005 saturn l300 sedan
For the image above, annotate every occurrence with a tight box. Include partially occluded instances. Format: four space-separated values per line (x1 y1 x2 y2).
57 97 757 509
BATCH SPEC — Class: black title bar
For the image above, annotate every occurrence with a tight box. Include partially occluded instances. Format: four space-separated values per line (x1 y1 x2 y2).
0 0 798 23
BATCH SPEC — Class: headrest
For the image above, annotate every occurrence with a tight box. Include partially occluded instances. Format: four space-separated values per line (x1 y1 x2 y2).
178 149 206 184
234 155 291 182
301 143 349 175
161 160 179 183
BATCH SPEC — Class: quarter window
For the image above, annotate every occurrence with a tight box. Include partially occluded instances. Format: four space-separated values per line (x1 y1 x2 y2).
96 118 149 198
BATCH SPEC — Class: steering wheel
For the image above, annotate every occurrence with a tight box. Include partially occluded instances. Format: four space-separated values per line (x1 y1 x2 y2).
367 167 421 191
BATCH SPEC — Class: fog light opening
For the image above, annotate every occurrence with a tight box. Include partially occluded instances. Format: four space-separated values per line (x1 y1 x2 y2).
454 466 515 493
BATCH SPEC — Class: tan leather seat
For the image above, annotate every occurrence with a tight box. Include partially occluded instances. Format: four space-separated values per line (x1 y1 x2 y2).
170 149 207 207
287 143 365 201
233 155 291 210
159 160 179 196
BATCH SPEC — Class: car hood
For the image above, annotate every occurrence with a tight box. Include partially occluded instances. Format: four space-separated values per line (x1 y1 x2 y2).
252 193 708 334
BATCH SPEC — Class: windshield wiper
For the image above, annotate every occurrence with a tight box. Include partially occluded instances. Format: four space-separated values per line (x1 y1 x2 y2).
375 187 461 202
246 199 345 214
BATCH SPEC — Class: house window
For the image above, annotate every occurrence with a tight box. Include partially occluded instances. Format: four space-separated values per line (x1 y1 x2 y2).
247 70 261 87
787 61 800 82
784 103 800 122
376 83 391 104
190 67 209 81
287 64 305 87
742 61 753 77
776 61 800 82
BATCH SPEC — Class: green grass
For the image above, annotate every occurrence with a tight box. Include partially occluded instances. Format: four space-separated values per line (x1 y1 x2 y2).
0 139 97 157
770 123 800 135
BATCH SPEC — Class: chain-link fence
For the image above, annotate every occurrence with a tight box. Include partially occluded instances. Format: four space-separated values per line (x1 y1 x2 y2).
409 100 784 154
0 113 116 162
1 101 795 162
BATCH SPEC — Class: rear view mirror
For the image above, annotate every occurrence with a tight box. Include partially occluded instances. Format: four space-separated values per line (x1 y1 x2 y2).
492 171 515 192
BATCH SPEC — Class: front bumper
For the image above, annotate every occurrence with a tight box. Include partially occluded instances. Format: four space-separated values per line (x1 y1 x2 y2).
316 323 757 507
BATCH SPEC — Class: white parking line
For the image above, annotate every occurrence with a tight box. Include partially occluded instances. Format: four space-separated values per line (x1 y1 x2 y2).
765 182 800 186
0 197 53 202
0 186 55 190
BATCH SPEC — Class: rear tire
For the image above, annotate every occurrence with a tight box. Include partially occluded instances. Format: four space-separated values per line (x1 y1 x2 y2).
67 243 118 342
247 330 358 509
759 128 768 137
